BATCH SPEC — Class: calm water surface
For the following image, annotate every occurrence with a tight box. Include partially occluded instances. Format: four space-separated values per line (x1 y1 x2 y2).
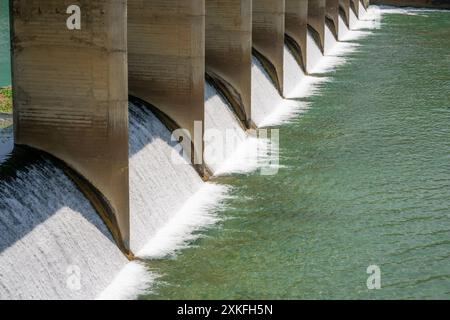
0 0 10 86
143 11 450 300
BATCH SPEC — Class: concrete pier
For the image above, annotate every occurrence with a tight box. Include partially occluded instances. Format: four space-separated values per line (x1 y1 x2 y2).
285 0 308 72
10 0 130 253
308 0 326 52
206 0 252 127
351 0 361 17
128 0 206 173
339 0 351 27
326 0 340 39
252 0 286 94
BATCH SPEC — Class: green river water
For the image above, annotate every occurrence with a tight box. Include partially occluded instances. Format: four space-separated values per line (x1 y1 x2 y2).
0 5 449 300
0 0 10 87
142 10 450 300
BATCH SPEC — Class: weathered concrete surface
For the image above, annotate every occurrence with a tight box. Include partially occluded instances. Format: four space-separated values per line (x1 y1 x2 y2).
10 0 130 253
339 0 351 28
326 0 340 39
308 0 326 52
206 0 252 127
252 0 285 94
128 0 205 172
285 0 308 72
372 0 450 8
339 0 351 27
351 0 360 17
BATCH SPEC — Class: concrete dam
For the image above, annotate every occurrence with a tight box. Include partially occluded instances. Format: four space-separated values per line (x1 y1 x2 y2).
1 0 446 299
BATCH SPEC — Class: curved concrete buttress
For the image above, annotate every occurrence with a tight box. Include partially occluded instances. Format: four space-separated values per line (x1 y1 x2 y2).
128 0 207 176
326 0 340 39
10 0 131 254
350 0 360 18
206 0 252 129
252 0 286 95
285 0 309 73
339 0 351 28
362 0 370 9
308 0 326 53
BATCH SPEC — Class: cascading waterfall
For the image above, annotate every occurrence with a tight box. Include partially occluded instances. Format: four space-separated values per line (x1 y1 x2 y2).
251 56 285 127
306 30 323 74
0 4 385 300
129 103 204 254
359 3 368 18
350 6 360 29
283 46 306 97
0 126 12 163
204 81 276 175
204 83 247 174
0 158 128 300
128 102 228 260
283 45 326 102
339 15 351 41
324 24 338 55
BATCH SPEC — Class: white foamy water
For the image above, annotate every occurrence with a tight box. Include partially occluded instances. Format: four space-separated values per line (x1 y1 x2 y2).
251 56 286 126
350 5 382 30
252 55 306 127
205 82 280 176
129 103 204 253
0 4 386 300
102 103 231 297
136 182 228 259
98 261 155 300
204 83 247 174
324 23 338 55
306 30 324 74
377 5 449 16
338 15 350 41
0 125 12 163
349 7 360 29
339 15 372 41
307 28 353 74
283 45 327 100
0 160 128 300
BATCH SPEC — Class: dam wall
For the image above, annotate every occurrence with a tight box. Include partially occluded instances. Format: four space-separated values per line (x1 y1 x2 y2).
351 0 361 17
326 0 340 39
308 0 326 53
1 0 381 299
252 0 286 95
206 0 252 128
285 0 308 73
10 0 130 253
339 0 351 27
127 0 206 175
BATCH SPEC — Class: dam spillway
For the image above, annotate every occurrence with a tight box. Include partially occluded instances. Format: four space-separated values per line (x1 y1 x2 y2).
1 0 449 300
1 0 377 299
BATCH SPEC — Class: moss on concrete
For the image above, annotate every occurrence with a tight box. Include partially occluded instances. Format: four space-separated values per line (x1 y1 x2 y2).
0 87 12 114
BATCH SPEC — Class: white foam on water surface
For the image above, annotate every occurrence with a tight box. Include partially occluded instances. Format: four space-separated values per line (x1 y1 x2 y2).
0 3 389 301
135 183 229 259
129 103 204 254
97 261 156 300
204 83 248 174
378 5 450 16
306 30 324 74
0 161 128 300
284 45 327 100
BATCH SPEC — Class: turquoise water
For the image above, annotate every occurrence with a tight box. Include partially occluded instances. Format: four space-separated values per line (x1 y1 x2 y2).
0 0 10 86
143 11 450 300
